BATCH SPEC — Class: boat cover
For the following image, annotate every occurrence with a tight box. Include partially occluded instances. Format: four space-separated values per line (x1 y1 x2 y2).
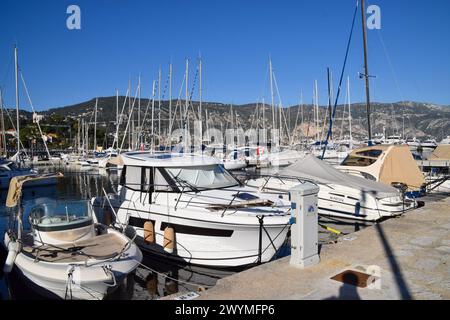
428 145 450 160
279 155 401 198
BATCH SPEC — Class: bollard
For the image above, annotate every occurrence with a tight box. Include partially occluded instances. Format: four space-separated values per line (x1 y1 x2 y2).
289 182 320 268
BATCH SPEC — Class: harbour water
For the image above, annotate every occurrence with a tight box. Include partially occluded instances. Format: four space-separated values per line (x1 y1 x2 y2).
0 163 371 300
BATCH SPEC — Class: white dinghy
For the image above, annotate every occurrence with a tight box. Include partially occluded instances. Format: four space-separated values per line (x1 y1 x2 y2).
246 155 417 221
2 174 142 300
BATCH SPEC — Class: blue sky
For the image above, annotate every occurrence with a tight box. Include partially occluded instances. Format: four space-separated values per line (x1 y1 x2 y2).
1 0 449 111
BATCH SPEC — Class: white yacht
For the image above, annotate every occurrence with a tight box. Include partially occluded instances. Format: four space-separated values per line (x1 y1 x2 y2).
421 139 438 150
94 152 293 267
3 174 142 300
246 155 416 221
222 149 247 171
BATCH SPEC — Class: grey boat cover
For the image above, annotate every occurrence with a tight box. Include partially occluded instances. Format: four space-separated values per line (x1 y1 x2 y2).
279 155 400 198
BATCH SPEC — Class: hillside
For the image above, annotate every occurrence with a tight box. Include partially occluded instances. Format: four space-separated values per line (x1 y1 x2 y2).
40 97 450 141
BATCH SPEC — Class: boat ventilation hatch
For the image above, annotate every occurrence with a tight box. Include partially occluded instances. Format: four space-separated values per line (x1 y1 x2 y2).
330 270 373 288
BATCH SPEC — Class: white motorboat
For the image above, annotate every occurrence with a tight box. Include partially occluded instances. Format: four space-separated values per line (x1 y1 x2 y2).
246 155 416 221
421 139 438 150
94 152 294 267
2 174 142 300
222 150 247 170
0 159 56 189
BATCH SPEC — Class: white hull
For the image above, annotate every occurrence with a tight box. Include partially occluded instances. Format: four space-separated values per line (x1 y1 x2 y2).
223 159 247 170
246 178 415 222
6 229 142 300
98 188 290 267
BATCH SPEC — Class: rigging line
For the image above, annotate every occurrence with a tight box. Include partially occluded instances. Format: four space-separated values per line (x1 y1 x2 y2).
321 0 359 160
19 71 53 162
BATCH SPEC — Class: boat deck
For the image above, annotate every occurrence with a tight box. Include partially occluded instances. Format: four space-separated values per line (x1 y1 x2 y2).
22 232 127 263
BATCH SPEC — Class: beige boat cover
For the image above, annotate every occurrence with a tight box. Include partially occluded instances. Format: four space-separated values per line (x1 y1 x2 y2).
378 146 425 191
6 173 63 208
107 155 124 166
428 145 450 160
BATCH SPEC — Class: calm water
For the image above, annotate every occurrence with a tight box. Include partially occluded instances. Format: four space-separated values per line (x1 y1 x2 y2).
0 162 367 300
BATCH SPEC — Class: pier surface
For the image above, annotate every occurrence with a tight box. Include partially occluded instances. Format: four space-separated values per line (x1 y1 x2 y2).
196 194 450 300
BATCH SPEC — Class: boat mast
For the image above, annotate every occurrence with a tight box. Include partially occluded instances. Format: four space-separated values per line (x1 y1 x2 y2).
14 46 20 159
269 58 275 133
115 89 119 150
347 76 353 148
94 98 98 152
138 75 141 147
314 80 319 142
0 88 6 157
361 0 372 141
169 62 172 139
158 67 161 146
128 78 131 150
199 56 202 129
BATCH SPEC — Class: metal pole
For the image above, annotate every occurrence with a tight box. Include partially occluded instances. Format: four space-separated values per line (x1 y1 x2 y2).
14 46 20 158
361 0 372 141
0 88 6 157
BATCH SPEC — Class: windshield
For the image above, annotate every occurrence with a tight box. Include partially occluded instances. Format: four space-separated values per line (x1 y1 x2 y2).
30 200 93 228
165 165 238 189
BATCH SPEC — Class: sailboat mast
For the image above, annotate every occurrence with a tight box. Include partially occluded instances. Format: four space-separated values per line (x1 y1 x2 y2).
158 67 161 145
347 76 353 147
199 57 202 128
138 75 141 146
14 46 20 157
0 88 6 157
94 98 98 152
269 59 275 132
169 63 172 137
314 80 319 142
116 89 119 150
361 0 372 141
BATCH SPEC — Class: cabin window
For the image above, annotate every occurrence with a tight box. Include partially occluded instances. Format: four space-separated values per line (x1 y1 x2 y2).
30 200 93 231
165 164 238 190
341 155 377 167
355 149 382 158
124 165 142 191
142 167 176 192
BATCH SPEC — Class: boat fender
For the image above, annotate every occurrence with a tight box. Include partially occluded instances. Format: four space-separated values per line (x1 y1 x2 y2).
4 240 20 274
163 226 175 253
144 221 155 243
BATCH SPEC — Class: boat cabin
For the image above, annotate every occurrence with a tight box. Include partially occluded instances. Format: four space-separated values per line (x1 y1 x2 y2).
119 152 240 195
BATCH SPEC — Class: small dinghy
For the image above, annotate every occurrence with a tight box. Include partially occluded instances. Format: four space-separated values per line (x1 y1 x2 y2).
2 174 142 300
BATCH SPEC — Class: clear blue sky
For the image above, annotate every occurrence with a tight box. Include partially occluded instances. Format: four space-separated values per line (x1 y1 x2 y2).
1 0 449 111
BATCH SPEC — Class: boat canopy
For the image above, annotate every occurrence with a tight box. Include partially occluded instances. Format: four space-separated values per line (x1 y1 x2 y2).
107 154 124 166
428 145 450 160
341 145 425 191
6 173 63 208
279 155 402 198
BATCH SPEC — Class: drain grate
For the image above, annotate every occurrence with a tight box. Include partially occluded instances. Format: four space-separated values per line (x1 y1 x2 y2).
330 270 373 288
